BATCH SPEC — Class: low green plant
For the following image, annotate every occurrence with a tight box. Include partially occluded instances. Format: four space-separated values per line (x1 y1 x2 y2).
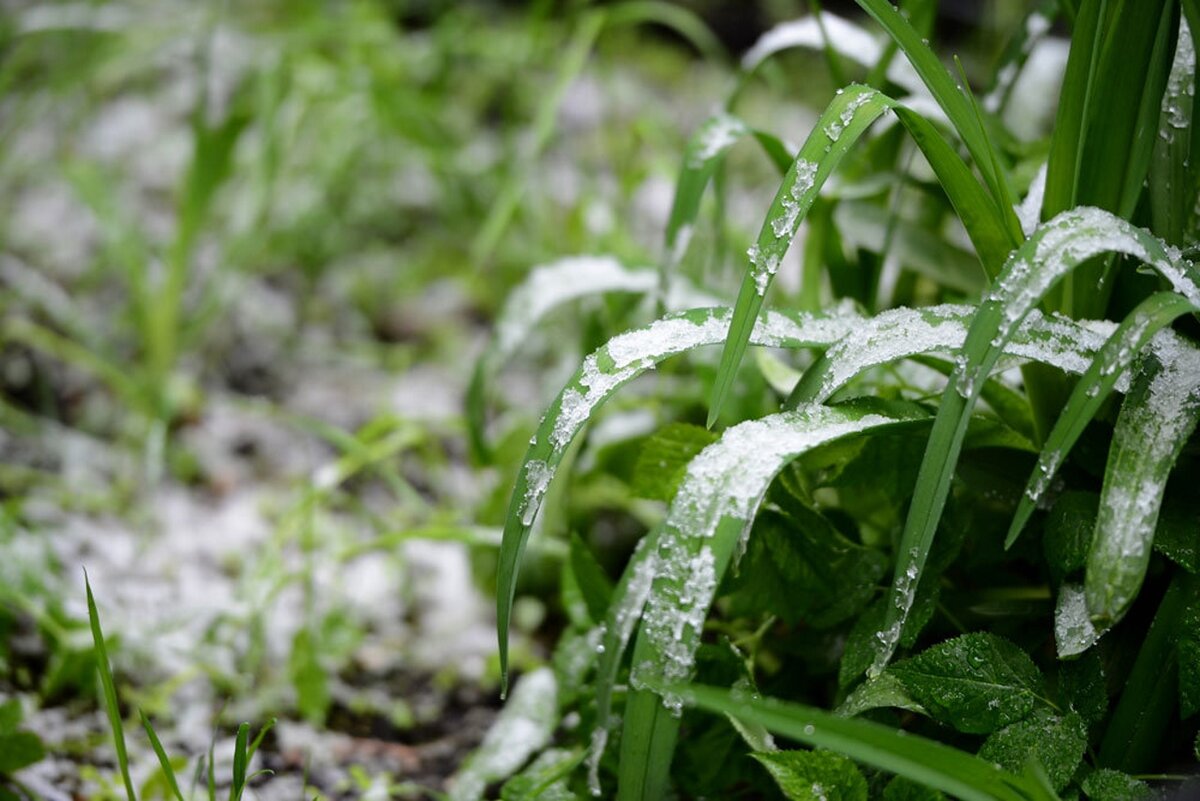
86 574 275 801
477 1 1200 799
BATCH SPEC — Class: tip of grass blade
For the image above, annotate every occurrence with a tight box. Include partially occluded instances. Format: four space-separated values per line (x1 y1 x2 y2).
85 568 139 801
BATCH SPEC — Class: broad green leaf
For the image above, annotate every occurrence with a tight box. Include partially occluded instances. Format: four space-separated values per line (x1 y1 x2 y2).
1056 651 1108 733
0 732 44 775
752 750 868 801
978 710 1087 792
659 682 1037 801
614 402 930 801
1099 572 1194 772
1007 292 1198 549
838 672 925 718
1180 578 1200 717
727 506 887 628
86 574 137 801
883 776 945 801
451 668 558 801
631 423 717 502
1153 492 1200 572
497 306 861 691
873 207 1200 675
0 701 19 736
1085 338 1200 626
889 633 1045 735
1080 769 1156 801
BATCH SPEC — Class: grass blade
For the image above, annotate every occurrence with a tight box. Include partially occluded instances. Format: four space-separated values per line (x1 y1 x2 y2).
787 304 1116 409
615 402 930 800
659 682 1037 801
1099 571 1195 771
1085 335 1200 626
708 84 1023 425
1006 292 1199 548
140 711 186 801
1150 17 1197 245
871 208 1200 676
496 306 860 692
229 722 249 801
85 573 138 801
853 0 1018 218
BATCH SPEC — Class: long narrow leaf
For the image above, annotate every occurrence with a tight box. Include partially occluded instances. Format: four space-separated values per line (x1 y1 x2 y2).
86 574 138 801
1006 293 1199 548
615 402 931 800
140 711 186 801
496 306 860 691
872 207 1200 676
660 682 1037 801
1085 335 1200 625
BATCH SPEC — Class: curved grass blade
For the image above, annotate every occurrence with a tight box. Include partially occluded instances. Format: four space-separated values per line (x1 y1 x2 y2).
787 304 1116 408
85 573 137 801
656 682 1039 801
708 84 1023 426
616 402 931 801
1006 292 1199 549
467 255 659 460
738 11 924 96
872 207 1200 676
853 0 1018 217
1085 336 1200 626
496 306 861 692
605 1 727 64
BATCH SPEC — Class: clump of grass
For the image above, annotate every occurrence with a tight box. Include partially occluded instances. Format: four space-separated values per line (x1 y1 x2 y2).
476 1 1200 799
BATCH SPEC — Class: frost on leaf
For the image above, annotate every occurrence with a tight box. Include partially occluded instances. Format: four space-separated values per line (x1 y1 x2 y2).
449 668 557 801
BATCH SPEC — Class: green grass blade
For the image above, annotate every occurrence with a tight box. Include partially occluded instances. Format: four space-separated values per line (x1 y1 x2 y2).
1085 336 1200 626
708 84 1023 425
871 208 1200 676
1006 292 1199 548
1150 17 1196 245
707 86 892 427
787 304 1115 408
85 573 138 801
604 1 726 63
467 255 662 461
615 403 930 800
853 0 1018 216
140 711 186 801
1099 571 1194 771
229 722 249 801
496 306 860 692
659 682 1035 801
738 11 924 96
1042 0 1106 222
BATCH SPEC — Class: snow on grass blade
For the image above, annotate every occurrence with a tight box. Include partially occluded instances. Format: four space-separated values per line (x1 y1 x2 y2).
871 207 1200 677
450 668 557 801
708 84 1023 426
1006 293 1200 550
615 403 930 801
739 11 923 96
467 255 657 459
496 306 860 692
655 682 1037 801
787 304 1116 408
1085 336 1200 627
